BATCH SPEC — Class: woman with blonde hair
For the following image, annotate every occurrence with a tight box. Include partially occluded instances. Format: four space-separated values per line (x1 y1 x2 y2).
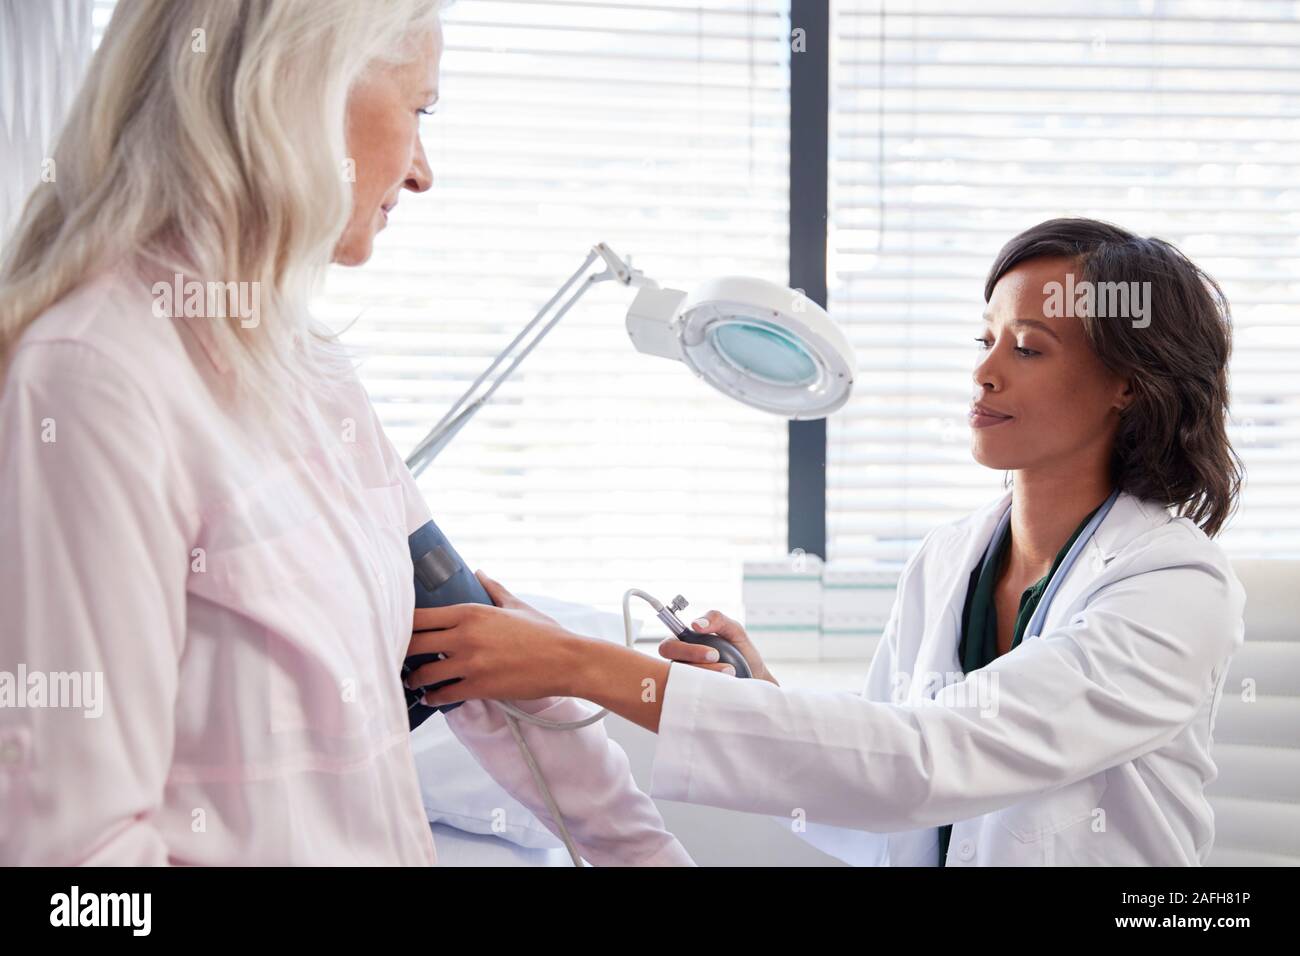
0 0 689 866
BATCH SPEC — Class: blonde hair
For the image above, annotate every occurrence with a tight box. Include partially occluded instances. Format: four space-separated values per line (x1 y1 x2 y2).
0 0 446 412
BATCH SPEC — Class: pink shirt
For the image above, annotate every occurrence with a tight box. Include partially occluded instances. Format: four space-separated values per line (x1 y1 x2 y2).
0 265 690 866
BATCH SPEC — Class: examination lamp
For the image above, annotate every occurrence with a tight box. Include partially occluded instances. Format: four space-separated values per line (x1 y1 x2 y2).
398 244 857 851
404 242 856 479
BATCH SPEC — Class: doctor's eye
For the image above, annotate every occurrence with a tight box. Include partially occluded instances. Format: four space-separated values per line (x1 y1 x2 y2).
973 337 1039 358
418 106 438 117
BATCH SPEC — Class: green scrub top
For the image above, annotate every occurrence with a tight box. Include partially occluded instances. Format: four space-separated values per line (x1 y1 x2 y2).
936 498 1104 866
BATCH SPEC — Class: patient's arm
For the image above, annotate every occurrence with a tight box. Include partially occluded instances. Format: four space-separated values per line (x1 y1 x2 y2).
444 694 693 866
426 573 692 865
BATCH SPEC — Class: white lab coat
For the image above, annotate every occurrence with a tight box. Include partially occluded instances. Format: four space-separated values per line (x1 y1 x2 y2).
650 489 1246 865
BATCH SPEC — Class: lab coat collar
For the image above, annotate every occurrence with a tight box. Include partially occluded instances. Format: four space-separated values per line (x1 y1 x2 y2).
1091 491 1173 560
916 490 1013 680
961 486 1171 564
932 486 1172 650
962 488 1014 558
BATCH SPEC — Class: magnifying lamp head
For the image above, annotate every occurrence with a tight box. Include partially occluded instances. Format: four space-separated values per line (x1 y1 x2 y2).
625 275 856 419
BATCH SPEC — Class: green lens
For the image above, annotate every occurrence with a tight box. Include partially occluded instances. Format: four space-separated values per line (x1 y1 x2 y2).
709 321 818 386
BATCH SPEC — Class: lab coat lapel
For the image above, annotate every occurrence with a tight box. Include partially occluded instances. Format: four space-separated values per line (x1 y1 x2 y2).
905 489 1169 689
1090 491 1171 561
910 489 1013 694
1028 491 1172 635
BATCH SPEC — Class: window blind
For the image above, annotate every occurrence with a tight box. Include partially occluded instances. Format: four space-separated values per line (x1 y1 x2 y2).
827 0 1300 565
92 0 792 615
333 0 790 615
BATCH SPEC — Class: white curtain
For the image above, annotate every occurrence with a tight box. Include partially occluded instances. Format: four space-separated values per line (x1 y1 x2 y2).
0 0 93 241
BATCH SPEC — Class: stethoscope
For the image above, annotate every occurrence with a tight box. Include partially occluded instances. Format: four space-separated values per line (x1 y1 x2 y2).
978 487 1121 640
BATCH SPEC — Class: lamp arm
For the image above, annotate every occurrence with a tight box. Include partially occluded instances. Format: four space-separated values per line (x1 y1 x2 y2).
404 243 654 479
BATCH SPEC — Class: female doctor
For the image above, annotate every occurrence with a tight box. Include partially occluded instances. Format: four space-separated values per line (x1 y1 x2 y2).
410 217 1249 866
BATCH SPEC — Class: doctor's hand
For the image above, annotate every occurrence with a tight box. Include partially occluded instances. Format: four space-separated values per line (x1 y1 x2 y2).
658 610 778 685
405 570 587 705
475 570 561 628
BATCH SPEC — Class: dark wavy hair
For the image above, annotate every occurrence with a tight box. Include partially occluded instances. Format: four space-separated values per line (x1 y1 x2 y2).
985 218 1243 538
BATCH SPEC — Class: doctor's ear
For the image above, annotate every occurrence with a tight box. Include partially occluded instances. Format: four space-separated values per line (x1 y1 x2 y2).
1114 380 1135 414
